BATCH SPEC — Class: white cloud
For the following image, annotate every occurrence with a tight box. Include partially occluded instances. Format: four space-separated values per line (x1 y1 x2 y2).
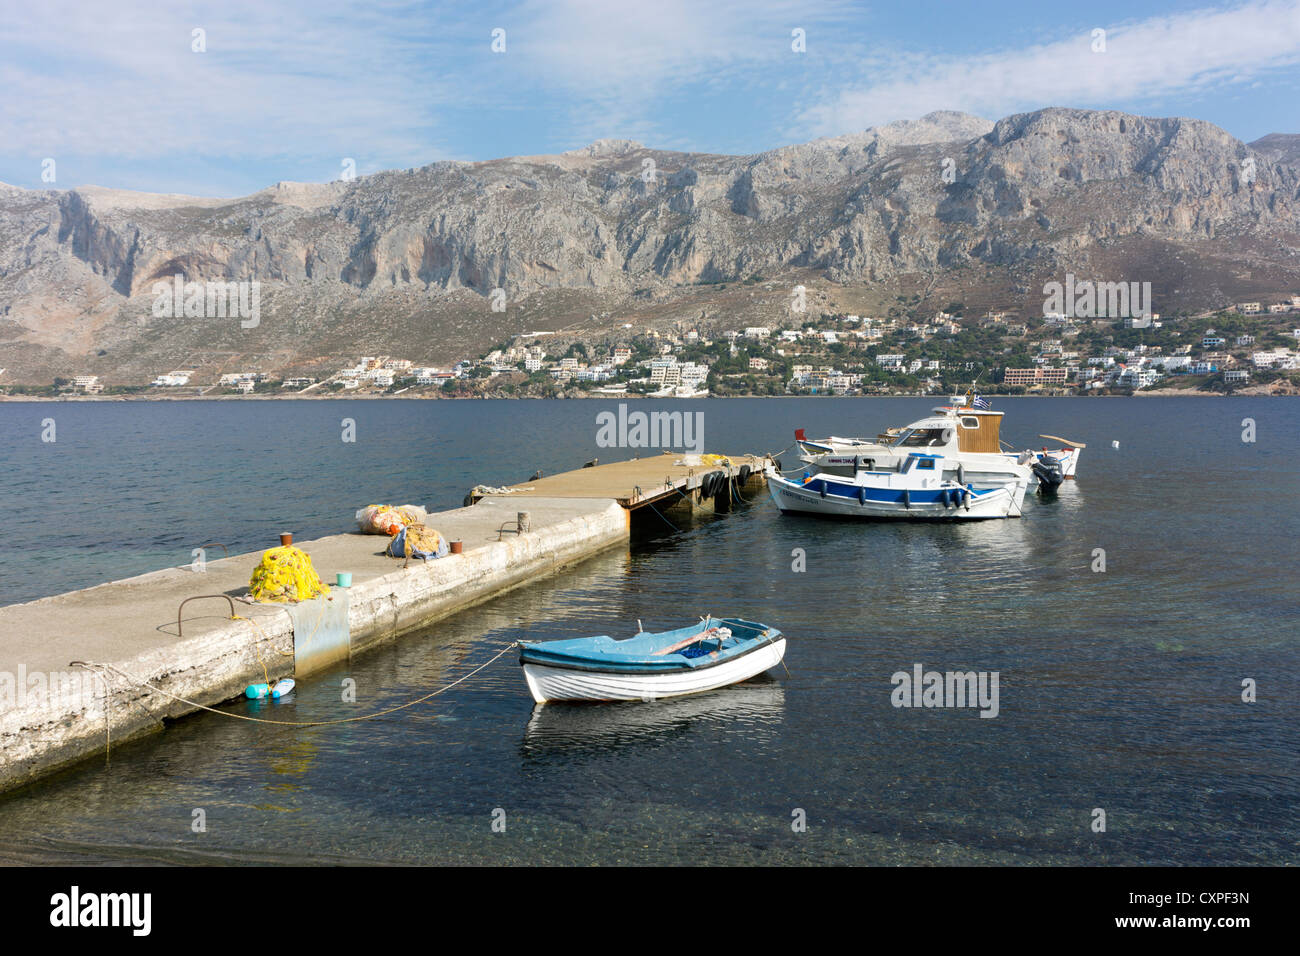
502 0 859 147
0 0 461 168
3 0 1297 194
797 0 1300 136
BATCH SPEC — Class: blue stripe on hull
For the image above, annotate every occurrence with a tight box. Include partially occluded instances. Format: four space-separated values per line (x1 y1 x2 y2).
804 478 988 503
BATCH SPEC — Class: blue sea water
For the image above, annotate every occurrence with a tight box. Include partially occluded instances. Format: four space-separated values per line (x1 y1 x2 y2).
0 397 1296 864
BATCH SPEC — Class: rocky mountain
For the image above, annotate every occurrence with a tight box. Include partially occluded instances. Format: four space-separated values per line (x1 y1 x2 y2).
1250 133 1300 167
1 108 1298 384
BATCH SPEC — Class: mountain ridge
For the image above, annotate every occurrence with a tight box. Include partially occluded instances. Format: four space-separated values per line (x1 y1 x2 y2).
1 107 1297 383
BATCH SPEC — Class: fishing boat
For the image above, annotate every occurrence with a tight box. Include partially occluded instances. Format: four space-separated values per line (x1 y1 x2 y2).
1021 435 1085 481
518 617 785 703
767 451 1029 520
794 396 1083 490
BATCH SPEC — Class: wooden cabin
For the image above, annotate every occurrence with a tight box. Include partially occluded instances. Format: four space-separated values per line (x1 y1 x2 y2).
954 409 1003 454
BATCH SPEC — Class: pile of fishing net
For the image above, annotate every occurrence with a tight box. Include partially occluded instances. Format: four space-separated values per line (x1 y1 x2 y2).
386 523 449 562
355 503 427 535
249 545 330 602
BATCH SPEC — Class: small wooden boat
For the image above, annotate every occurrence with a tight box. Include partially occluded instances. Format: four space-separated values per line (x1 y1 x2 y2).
518 617 785 703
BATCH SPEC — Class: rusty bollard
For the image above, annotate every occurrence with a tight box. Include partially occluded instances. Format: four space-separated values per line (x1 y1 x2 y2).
517 511 531 534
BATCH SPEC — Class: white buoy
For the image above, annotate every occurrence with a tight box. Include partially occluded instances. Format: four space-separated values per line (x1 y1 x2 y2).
1111 440 1120 449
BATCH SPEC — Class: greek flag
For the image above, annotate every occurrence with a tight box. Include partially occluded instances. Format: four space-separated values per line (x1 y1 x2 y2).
972 394 991 409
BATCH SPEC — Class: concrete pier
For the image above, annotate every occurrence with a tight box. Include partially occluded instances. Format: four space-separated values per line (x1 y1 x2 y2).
0 453 769 794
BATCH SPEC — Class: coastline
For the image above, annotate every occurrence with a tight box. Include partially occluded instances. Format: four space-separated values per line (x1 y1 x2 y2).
1 390 1291 402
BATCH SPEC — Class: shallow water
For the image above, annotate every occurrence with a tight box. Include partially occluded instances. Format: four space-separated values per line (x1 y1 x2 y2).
0 397 1296 864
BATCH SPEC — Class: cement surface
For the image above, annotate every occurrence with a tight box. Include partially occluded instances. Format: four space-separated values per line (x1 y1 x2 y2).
0 496 615 678
488 451 768 504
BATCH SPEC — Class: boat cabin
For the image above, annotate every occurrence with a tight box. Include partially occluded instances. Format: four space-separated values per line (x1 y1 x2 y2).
901 452 943 474
949 408 1004 454
889 408 1004 455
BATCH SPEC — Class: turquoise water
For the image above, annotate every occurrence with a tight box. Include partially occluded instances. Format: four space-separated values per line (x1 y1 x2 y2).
0 398 1296 864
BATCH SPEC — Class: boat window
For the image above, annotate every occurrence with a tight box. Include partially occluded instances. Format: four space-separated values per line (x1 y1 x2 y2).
960 417 980 429
898 428 947 447
914 458 936 470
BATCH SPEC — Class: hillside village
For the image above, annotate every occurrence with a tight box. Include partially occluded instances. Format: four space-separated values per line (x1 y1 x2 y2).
11 293 1300 399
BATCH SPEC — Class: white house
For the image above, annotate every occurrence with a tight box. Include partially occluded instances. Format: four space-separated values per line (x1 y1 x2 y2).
151 371 192 387
680 363 709 388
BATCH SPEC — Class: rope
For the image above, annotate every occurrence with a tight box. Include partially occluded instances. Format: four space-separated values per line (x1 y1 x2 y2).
670 484 713 515
78 664 112 760
74 662 168 758
233 613 275 685
642 500 680 533
69 642 520 729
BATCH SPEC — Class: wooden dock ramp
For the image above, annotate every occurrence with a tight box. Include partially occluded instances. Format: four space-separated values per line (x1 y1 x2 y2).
472 452 772 512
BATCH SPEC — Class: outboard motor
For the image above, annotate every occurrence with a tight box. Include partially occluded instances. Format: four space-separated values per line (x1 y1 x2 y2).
1031 454 1065 494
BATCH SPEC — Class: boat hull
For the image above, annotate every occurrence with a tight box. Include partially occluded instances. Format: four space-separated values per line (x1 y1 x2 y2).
804 451 1028 495
523 638 787 703
768 474 1023 519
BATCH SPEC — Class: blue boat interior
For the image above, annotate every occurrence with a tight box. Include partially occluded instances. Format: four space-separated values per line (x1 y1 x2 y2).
519 617 779 671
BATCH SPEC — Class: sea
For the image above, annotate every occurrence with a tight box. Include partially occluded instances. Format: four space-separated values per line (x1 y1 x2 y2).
0 397 1295 864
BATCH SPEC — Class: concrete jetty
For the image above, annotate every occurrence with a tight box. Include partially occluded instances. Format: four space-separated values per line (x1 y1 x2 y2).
0 453 769 794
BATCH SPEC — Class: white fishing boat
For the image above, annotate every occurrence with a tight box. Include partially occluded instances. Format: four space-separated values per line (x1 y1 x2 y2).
768 451 1029 520
519 617 785 703
794 396 1082 491
1019 435 1085 483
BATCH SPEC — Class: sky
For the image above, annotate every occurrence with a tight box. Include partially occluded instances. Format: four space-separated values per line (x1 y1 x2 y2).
2 0 1299 196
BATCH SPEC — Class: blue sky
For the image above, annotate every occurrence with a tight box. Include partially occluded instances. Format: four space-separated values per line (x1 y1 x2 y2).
2 0 1299 196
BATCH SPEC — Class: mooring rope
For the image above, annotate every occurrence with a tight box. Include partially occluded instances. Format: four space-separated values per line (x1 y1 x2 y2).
642 500 681 532
670 483 714 515
70 641 520 729
72 662 170 759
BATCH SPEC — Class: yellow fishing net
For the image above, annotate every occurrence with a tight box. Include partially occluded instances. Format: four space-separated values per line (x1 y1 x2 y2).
249 545 330 603
701 454 732 467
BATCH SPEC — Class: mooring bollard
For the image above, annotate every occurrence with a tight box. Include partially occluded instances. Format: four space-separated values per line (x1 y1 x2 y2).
450 540 463 554
517 511 531 534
